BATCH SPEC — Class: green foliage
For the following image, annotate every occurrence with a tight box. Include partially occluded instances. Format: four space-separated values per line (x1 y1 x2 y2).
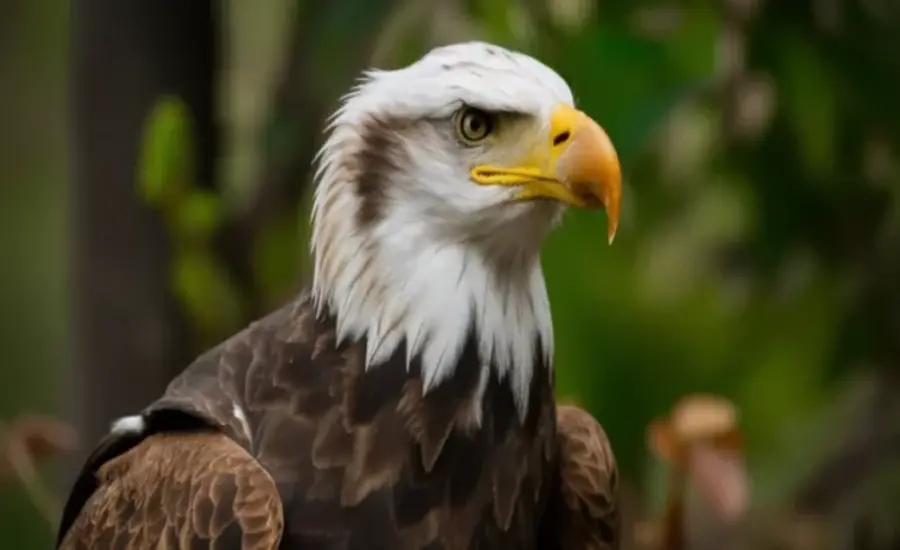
138 96 194 208
778 36 837 178
172 190 224 243
137 96 245 342
0 1 70 545
253 207 307 308
172 250 244 341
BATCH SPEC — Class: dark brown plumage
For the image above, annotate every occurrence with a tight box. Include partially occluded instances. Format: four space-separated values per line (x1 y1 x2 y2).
59 431 283 549
59 294 619 550
58 293 559 549
542 404 620 550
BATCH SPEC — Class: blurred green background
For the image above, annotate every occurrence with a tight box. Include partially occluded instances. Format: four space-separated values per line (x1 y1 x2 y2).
3 0 900 548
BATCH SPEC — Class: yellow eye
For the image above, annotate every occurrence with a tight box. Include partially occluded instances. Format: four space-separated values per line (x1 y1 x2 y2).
456 107 494 143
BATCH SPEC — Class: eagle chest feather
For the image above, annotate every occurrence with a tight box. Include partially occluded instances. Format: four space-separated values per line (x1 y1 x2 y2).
150 296 557 550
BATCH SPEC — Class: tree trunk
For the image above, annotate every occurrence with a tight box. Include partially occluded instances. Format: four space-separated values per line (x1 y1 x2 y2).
66 0 219 484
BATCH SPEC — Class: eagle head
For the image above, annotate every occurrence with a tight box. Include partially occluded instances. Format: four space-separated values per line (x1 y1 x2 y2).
311 42 621 417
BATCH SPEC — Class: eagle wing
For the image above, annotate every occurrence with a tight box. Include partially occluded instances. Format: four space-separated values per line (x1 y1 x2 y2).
59 294 555 549
554 403 620 550
58 430 283 550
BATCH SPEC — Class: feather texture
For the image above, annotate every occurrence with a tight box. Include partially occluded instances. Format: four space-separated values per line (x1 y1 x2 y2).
58 298 619 549
58 431 283 549
59 293 557 550
540 404 621 550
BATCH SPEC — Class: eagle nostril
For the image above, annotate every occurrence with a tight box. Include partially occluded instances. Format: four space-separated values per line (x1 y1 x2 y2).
553 131 571 147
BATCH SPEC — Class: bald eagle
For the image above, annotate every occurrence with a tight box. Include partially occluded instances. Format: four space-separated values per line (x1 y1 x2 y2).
58 42 621 550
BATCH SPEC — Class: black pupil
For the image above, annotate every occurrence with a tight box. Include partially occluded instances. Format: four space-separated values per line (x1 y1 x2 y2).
468 115 482 133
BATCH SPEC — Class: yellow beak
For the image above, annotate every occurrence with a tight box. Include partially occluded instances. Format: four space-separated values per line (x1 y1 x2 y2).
470 104 622 244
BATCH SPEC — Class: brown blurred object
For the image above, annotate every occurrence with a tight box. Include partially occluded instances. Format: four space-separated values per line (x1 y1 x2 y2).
0 415 78 526
647 394 749 550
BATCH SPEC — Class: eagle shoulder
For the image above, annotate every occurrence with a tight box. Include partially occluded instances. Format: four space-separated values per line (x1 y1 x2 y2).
56 299 303 550
543 404 620 550
58 430 283 550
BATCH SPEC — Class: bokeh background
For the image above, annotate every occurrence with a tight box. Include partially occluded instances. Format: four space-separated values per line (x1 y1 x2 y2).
3 0 900 548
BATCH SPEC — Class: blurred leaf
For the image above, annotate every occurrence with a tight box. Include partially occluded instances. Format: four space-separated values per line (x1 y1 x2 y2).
736 280 836 460
137 96 195 208
253 210 305 308
779 37 837 178
0 415 76 485
172 190 224 243
0 415 74 527
172 251 245 342
665 3 719 80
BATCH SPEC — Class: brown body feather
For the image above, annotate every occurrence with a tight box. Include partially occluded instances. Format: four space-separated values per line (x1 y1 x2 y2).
543 404 620 550
59 293 564 550
59 431 283 549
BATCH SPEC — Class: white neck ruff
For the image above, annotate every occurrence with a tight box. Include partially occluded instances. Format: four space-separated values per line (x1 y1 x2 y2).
309 128 555 420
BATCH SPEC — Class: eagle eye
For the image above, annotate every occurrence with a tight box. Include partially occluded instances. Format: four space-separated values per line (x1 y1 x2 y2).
455 107 494 144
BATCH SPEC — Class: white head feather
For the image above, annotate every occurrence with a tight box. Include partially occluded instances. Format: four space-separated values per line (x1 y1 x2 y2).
310 42 576 419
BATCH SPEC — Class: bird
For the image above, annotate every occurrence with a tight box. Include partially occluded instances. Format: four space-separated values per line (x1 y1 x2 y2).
57 41 622 550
